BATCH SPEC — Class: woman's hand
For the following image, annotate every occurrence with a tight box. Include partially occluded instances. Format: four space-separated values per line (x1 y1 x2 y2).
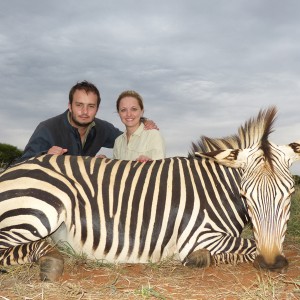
136 155 152 162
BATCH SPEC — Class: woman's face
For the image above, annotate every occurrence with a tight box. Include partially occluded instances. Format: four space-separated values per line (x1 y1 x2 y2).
118 96 143 129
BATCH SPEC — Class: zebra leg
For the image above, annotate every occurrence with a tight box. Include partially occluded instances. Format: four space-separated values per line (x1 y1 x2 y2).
212 251 256 266
39 248 64 281
183 249 212 268
0 239 64 281
183 235 256 268
183 247 255 268
210 236 257 266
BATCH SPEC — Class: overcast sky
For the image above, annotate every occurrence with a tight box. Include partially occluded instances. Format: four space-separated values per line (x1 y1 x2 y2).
1 0 300 174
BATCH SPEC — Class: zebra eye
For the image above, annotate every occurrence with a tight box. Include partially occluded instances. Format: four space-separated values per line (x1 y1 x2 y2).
240 190 246 197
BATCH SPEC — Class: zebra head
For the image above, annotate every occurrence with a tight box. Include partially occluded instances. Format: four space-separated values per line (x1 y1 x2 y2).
193 107 300 273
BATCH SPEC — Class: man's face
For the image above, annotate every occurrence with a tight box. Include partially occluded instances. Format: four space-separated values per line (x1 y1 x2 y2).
68 89 98 127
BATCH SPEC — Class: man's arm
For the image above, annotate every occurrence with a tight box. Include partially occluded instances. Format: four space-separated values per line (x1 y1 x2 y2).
20 124 54 160
142 118 159 130
101 121 123 149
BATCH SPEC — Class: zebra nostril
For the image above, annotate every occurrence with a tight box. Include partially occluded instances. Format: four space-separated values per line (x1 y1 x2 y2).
253 254 289 273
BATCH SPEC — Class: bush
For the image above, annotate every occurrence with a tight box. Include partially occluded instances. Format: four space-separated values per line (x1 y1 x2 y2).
288 186 300 237
293 175 300 186
0 143 23 168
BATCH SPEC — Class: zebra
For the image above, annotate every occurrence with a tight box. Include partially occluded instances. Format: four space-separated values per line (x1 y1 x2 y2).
0 106 299 281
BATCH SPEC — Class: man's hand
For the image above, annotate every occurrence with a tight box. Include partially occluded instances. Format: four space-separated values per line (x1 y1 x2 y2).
143 119 159 130
47 146 68 155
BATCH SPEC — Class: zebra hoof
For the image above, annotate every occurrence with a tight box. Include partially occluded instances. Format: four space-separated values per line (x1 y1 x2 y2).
184 249 212 268
39 250 64 281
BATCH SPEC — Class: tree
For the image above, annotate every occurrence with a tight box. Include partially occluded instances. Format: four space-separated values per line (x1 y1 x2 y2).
0 143 23 168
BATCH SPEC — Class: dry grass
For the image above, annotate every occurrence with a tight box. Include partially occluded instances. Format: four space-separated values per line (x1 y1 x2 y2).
0 241 299 300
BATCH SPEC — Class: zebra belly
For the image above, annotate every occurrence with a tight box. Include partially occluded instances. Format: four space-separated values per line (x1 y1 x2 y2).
50 222 180 263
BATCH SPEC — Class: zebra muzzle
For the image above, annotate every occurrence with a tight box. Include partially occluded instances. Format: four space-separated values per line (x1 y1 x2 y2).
253 254 289 273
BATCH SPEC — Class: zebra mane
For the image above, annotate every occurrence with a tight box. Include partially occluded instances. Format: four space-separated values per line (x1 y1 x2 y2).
189 106 277 156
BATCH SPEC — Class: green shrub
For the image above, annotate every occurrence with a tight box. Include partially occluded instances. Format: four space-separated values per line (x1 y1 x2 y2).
0 143 22 168
293 175 300 186
288 186 300 237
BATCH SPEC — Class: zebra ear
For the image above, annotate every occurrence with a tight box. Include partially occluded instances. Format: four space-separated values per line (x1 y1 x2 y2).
279 142 300 165
195 149 247 169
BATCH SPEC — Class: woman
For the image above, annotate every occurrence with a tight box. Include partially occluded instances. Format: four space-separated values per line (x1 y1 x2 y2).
113 90 165 161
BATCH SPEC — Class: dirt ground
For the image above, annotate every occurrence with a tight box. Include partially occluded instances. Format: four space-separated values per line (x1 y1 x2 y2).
0 240 299 300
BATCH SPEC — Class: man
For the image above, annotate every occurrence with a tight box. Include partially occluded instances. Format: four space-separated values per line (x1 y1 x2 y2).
20 81 154 161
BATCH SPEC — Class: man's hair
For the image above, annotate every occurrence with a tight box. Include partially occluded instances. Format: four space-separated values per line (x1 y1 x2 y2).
69 80 101 107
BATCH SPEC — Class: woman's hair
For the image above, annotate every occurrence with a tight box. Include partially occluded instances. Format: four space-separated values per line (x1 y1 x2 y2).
116 90 144 111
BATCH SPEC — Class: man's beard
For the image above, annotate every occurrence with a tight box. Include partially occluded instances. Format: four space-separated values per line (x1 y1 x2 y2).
70 113 92 127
